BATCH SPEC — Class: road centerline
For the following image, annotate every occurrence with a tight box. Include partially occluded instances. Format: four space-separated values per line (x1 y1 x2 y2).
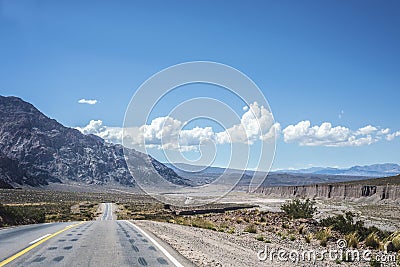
0 221 84 267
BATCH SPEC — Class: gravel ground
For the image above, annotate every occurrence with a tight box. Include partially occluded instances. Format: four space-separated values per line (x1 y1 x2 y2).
135 220 396 267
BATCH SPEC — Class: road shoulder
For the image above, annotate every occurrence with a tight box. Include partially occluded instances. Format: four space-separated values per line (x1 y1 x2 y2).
132 220 197 267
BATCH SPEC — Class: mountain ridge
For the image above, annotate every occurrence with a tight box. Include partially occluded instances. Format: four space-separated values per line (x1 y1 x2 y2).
166 162 400 178
164 162 383 187
277 163 400 177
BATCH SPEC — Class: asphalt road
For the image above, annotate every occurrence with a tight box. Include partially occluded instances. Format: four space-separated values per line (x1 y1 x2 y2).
0 203 190 267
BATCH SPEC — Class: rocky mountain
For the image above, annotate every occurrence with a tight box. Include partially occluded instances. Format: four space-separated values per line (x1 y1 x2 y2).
0 96 188 189
277 163 400 177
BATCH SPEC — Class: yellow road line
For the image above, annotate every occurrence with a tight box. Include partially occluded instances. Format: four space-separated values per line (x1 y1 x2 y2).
0 221 84 267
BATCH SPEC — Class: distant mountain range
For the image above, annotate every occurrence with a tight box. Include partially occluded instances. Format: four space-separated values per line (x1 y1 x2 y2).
276 163 400 177
164 163 391 187
0 96 189 189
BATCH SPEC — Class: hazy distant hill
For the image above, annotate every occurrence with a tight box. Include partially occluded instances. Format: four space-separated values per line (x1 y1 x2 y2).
165 163 376 187
338 174 400 186
277 163 400 177
0 96 188 189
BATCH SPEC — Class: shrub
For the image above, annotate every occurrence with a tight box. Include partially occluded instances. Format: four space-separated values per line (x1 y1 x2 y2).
227 227 235 234
219 222 228 229
345 232 359 248
191 218 217 231
298 224 306 235
289 235 296 241
281 198 316 219
320 212 389 241
316 227 332 247
244 223 257 233
256 235 264 241
320 212 359 234
386 231 400 251
394 236 400 251
365 232 381 249
305 233 312 243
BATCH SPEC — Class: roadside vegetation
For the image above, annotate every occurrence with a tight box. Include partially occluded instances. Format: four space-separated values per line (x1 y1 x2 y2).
281 198 316 219
0 203 45 226
0 188 155 227
125 197 399 262
0 202 99 227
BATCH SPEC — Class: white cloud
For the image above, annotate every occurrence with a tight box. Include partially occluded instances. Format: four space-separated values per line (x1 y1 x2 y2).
214 102 278 145
386 131 400 141
378 128 390 135
78 99 98 105
282 121 381 147
75 120 122 144
356 125 377 135
76 101 279 151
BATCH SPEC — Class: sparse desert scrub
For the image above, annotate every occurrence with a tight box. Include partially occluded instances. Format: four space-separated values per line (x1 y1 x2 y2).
255 235 264 241
236 217 244 224
0 203 45 226
345 232 359 248
319 211 391 242
244 223 257 233
385 231 400 251
364 232 381 249
191 217 217 231
227 227 235 234
298 223 306 234
315 227 332 247
304 233 312 243
0 201 99 227
281 198 316 219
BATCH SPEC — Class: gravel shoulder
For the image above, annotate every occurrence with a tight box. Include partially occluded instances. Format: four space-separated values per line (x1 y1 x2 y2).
135 220 266 267
135 220 382 267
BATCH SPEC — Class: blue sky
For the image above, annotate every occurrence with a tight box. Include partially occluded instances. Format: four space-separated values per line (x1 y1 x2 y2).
1 0 399 170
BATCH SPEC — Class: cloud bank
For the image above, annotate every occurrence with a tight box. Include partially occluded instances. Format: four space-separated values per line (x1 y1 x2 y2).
75 103 399 149
282 121 396 147
76 102 279 151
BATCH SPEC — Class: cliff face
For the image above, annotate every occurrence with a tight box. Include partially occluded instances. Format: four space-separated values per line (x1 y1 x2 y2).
256 183 400 201
0 96 188 188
